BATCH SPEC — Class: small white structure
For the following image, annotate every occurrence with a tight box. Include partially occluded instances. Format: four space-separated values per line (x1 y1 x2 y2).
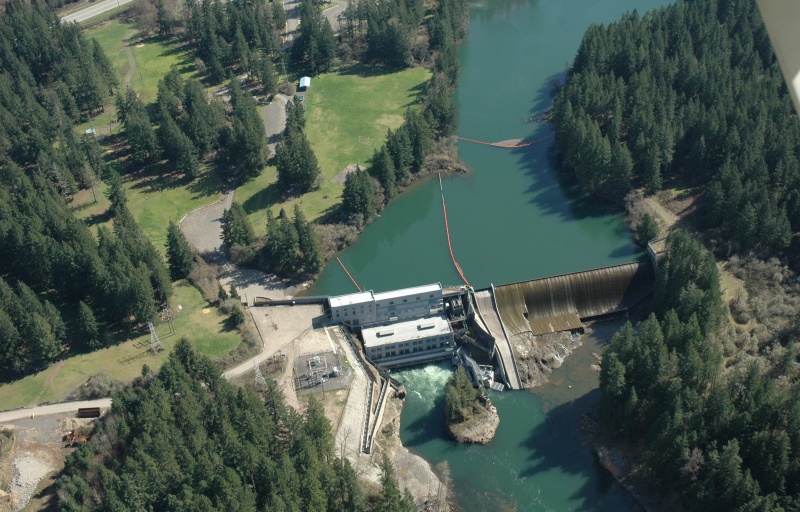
299 76 311 91
84 128 96 137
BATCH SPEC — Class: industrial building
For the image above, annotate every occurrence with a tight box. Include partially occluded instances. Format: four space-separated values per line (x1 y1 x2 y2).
327 284 454 368
328 283 444 327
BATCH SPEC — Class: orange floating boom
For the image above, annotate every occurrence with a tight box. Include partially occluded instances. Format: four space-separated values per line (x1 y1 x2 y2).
440 176 471 288
336 257 362 292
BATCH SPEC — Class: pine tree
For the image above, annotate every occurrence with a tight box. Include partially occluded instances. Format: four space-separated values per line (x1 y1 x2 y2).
635 213 659 246
373 147 397 200
77 301 101 349
376 454 415 512
342 169 377 221
225 79 269 180
293 205 322 275
166 220 194 280
275 124 321 193
221 202 255 251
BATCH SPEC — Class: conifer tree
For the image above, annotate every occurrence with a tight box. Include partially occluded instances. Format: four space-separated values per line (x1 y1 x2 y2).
77 301 101 349
373 146 397 200
293 204 322 275
634 213 659 246
221 202 255 250
342 169 377 221
166 220 195 280
224 79 269 180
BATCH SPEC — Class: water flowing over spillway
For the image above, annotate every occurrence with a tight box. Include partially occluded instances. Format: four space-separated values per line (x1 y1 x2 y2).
310 0 672 509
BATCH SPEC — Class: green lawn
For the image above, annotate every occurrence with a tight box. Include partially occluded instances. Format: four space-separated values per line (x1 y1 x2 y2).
236 65 430 229
123 162 224 250
86 19 197 103
76 21 220 246
0 281 240 410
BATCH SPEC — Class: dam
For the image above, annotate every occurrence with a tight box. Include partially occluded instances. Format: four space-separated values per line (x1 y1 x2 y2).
313 254 657 391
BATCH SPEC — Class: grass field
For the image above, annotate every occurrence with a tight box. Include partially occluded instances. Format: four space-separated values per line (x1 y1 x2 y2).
77 19 197 137
0 280 240 410
123 162 224 249
86 19 196 103
75 20 222 246
235 65 430 229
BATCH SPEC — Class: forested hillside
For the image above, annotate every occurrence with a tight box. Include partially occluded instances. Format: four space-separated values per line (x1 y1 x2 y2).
552 0 800 263
0 0 170 376
58 340 416 511
599 231 800 511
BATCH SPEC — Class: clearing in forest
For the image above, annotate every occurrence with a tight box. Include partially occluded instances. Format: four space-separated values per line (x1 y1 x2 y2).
236 65 430 232
0 281 241 410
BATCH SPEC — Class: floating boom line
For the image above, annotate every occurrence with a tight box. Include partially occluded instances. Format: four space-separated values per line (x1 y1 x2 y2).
336 257 362 292
440 173 471 288
457 134 554 149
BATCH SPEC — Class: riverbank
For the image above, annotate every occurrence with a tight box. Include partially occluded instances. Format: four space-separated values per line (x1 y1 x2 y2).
376 395 453 510
313 137 468 263
582 411 681 512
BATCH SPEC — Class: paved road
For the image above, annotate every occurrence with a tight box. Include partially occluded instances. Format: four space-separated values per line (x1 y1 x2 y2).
322 0 348 32
0 399 112 424
61 0 133 23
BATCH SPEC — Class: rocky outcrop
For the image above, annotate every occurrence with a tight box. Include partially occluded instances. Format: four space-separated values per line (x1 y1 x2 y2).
509 330 583 388
445 395 500 444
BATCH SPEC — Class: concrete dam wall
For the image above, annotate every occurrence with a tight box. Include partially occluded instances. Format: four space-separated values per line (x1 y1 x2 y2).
492 261 654 336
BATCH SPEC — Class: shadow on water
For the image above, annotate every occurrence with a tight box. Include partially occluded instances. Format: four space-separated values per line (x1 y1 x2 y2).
520 389 644 510
469 0 538 24
402 391 448 447
507 71 623 223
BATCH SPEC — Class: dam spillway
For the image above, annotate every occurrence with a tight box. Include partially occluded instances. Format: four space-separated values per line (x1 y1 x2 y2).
491 261 654 336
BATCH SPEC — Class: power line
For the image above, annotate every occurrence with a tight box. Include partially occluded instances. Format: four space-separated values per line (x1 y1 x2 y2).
147 322 164 353
254 358 268 390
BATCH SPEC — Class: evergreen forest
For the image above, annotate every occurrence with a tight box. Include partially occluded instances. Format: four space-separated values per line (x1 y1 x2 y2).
58 340 416 512
599 230 800 510
0 0 170 377
551 0 800 263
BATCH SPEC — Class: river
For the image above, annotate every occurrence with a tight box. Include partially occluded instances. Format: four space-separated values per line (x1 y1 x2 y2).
309 0 669 509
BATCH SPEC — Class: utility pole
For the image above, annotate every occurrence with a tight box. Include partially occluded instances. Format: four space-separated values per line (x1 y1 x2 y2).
254 358 268 390
148 322 164 353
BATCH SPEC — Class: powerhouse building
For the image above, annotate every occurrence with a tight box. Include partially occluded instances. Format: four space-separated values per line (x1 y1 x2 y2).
328 283 455 368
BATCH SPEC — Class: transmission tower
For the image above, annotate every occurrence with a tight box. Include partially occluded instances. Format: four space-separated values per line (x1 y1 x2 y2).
254 359 268 391
148 322 164 353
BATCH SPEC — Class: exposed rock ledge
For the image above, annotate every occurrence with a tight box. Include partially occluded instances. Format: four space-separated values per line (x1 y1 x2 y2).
446 397 500 444
509 330 583 388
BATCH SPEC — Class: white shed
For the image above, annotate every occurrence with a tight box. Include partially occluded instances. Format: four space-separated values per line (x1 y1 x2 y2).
299 76 311 90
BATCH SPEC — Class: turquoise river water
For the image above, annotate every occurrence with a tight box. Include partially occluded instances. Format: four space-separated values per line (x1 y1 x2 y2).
310 0 670 509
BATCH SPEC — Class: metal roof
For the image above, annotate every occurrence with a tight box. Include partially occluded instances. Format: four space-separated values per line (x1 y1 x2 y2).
373 283 441 302
328 291 373 308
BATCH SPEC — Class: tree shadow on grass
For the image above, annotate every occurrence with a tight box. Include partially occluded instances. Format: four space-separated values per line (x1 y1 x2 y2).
187 167 224 200
242 182 282 216
402 81 428 108
125 162 222 202
337 62 404 78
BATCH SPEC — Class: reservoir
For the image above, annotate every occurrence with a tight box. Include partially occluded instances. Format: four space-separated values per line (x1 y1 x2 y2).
310 0 670 509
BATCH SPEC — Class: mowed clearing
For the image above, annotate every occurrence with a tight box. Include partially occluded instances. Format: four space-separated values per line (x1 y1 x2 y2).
236 65 430 230
0 281 240 410
73 20 222 247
